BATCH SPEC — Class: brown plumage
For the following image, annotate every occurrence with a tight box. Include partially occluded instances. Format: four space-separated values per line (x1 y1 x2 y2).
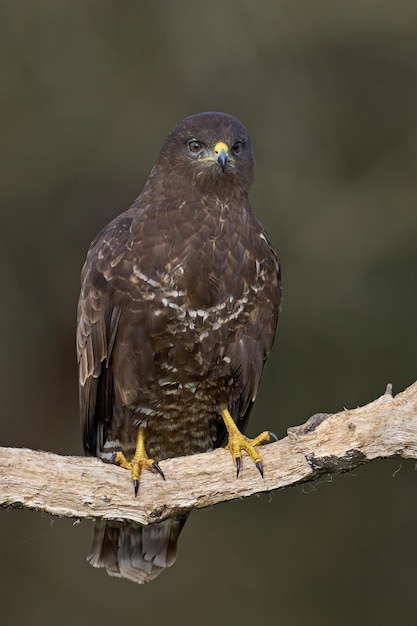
77 111 281 584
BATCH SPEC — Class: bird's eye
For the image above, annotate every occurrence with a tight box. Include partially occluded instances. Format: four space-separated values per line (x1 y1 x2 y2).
188 140 203 154
231 141 243 155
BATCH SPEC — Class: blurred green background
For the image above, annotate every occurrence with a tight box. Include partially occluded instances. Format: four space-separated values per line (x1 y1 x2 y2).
1 2 417 625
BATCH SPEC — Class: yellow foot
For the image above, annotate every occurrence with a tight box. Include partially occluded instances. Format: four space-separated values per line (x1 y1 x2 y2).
221 408 277 478
112 427 165 496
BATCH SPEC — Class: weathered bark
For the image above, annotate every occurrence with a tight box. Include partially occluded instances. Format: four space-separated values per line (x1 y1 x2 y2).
1 381 416 525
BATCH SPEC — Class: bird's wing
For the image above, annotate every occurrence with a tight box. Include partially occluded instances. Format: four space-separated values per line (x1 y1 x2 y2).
76 214 132 455
227 225 281 436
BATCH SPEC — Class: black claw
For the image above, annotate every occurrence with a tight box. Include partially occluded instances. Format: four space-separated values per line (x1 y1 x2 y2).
256 460 264 478
268 431 278 443
133 479 139 497
236 456 241 478
152 461 166 481
110 452 117 464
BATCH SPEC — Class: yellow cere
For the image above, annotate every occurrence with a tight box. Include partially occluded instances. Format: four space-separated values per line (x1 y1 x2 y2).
214 141 229 154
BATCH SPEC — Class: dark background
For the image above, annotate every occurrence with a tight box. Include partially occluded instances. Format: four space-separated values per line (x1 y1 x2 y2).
1 2 417 625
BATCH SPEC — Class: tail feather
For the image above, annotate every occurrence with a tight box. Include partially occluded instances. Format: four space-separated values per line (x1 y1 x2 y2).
87 515 188 584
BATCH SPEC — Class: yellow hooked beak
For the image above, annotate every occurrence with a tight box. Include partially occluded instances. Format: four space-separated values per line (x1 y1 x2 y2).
200 141 235 172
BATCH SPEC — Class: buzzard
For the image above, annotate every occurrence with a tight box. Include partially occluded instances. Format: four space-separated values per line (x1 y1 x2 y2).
77 112 281 584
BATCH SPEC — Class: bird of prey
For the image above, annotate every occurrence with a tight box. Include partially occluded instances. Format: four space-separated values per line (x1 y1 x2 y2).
77 111 281 584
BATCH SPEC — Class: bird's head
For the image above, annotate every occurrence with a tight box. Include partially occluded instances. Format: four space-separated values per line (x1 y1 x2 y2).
154 112 255 198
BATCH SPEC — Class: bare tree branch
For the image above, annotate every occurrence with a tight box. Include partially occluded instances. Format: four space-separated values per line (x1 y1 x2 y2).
1 381 416 525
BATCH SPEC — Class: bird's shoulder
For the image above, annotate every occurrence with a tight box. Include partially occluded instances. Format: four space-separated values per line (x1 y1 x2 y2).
80 210 134 287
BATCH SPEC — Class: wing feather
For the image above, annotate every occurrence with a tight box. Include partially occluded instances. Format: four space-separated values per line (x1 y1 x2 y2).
227 225 282 436
76 214 132 455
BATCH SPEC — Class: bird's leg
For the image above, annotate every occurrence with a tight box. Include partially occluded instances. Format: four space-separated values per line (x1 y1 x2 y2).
112 427 165 496
221 408 277 478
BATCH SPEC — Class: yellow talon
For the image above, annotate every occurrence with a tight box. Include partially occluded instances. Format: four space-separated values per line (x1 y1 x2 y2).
112 427 165 496
221 408 276 478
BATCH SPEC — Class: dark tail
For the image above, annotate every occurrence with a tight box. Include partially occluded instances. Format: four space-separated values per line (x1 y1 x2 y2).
87 515 188 584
